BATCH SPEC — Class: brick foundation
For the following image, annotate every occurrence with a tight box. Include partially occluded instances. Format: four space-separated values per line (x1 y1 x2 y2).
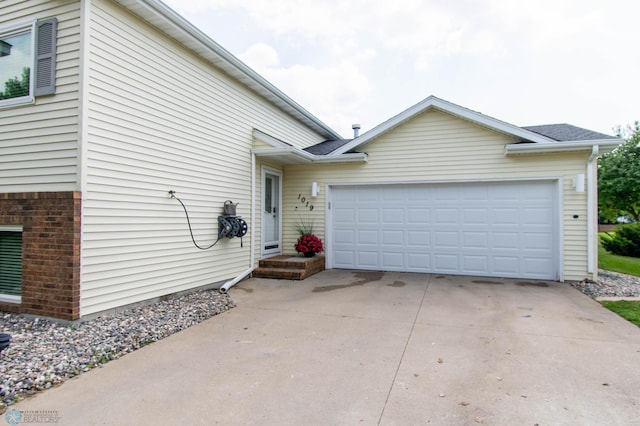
0 192 81 320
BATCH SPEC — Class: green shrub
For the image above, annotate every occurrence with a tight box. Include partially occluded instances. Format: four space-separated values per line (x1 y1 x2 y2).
601 224 640 257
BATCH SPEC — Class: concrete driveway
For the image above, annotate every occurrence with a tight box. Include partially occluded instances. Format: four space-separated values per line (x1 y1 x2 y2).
13 270 640 425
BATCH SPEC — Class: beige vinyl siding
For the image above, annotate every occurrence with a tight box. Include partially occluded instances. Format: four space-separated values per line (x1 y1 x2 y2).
0 0 80 192
283 109 592 281
80 0 326 315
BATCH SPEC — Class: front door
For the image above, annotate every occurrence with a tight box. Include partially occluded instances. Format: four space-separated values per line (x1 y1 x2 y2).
262 168 281 256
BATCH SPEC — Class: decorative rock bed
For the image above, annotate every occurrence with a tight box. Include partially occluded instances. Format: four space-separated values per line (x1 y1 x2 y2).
569 269 640 298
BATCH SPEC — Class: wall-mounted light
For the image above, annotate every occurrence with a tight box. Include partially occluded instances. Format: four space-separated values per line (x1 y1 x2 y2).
311 181 319 197
573 173 585 193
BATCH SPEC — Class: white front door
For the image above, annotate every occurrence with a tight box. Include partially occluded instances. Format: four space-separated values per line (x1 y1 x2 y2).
262 168 281 256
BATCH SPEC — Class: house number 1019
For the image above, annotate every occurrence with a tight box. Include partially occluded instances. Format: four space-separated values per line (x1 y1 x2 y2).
297 193 314 211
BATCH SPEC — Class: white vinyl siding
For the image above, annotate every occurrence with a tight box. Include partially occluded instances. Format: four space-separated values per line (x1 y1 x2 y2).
0 0 80 193
80 0 327 315
283 109 592 281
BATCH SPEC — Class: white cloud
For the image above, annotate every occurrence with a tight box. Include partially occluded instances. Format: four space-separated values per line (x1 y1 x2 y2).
163 0 640 135
238 43 279 68
239 42 372 135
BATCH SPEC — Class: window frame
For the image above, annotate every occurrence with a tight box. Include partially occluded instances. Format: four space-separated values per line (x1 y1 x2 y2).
0 225 23 304
0 19 36 108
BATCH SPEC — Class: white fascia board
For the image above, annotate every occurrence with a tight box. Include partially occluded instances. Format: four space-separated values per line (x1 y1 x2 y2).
331 95 556 156
312 153 368 163
252 147 367 164
117 0 342 140
505 139 621 155
252 147 314 163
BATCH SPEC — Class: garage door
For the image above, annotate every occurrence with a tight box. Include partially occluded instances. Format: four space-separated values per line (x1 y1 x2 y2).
330 181 557 280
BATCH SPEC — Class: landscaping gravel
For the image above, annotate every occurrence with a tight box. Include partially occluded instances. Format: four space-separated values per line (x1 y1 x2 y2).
570 269 640 298
0 289 234 412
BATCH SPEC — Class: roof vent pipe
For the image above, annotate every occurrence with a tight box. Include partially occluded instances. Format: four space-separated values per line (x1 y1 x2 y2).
352 123 361 138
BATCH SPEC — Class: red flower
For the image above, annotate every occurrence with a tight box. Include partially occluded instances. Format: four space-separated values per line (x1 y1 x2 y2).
294 233 324 253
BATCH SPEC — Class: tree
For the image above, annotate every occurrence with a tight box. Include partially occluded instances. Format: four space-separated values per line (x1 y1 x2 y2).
0 66 30 100
598 122 640 223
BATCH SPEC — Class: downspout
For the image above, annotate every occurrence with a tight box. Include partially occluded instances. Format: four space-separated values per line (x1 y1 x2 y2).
587 145 599 275
219 152 256 293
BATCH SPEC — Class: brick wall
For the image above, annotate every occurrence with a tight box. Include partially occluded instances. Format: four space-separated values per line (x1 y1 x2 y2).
0 192 81 320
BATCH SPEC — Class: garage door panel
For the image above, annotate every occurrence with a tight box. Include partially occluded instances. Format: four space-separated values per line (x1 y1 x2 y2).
355 187 378 201
462 231 488 249
435 231 458 248
334 208 355 223
493 232 519 249
407 186 431 201
357 230 378 244
408 253 430 269
462 185 489 200
381 188 404 201
493 257 520 274
358 251 378 267
492 208 520 225
435 187 458 201
382 208 404 223
490 185 519 201
334 229 355 244
331 182 556 280
408 208 430 224
334 250 355 267
522 207 553 224
463 255 489 273
522 232 553 250
435 208 458 224
382 230 403 245
524 184 553 200
358 209 378 223
463 208 488 224
408 231 430 247
523 257 554 277
381 252 403 268
435 254 459 272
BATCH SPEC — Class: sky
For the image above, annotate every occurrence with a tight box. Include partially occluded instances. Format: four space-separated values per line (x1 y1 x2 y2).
163 0 639 139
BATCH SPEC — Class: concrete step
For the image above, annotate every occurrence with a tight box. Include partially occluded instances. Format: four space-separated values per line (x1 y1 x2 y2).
253 267 306 280
253 255 325 280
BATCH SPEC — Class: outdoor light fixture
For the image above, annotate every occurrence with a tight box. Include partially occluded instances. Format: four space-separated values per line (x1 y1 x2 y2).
311 181 319 197
573 173 585 193
0 40 11 57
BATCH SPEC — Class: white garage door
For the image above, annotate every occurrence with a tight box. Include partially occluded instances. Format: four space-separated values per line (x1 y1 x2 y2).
331 181 557 280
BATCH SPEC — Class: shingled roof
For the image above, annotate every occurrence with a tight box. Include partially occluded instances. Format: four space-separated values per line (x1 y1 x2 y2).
303 139 353 155
522 124 616 142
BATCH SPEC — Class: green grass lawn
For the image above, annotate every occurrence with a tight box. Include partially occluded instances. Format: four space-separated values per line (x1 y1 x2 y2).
598 232 640 326
598 233 640 277
600 301 640 327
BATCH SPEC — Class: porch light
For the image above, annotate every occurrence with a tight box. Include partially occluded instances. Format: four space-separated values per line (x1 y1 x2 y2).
311 181 319 197
573 173 585 192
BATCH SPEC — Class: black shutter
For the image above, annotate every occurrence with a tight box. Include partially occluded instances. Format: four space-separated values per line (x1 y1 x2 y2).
34 17 57 96
0 232 22 297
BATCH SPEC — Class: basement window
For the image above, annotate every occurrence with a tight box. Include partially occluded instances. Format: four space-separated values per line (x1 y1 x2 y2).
0 228 22 303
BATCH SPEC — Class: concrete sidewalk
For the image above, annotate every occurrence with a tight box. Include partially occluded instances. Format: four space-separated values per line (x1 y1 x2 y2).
12 270 640 425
